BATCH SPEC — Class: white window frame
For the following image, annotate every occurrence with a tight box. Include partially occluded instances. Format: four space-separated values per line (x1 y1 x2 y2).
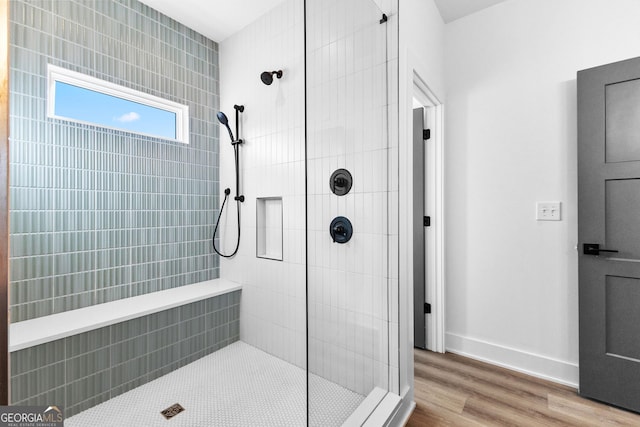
47 64 190 144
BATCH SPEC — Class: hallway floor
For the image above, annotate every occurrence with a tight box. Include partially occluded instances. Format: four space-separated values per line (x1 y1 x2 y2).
408 349 640 426
66 341 364 427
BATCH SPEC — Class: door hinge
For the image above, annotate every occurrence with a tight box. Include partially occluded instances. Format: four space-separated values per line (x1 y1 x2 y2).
424 303 431 314
423 129 431 140
423 216 431 227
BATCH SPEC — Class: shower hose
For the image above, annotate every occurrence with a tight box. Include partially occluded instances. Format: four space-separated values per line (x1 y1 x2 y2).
212 140 241 258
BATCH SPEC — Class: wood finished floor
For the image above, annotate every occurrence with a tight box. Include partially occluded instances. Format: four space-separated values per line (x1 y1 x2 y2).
407 349 640 426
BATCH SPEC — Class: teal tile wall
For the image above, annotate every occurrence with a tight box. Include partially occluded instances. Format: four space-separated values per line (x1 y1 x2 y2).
10 291 241 417
9 0 220 322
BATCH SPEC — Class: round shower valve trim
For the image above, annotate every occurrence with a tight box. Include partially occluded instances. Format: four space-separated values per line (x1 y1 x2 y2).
329 169 353 196
330 216 353 244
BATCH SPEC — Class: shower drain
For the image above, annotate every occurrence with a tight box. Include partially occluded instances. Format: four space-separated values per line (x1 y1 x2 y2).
160 403 185 420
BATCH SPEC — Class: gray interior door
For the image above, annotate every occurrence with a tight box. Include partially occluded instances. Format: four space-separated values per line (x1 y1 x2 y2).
413 107 426 349
578 56 640 412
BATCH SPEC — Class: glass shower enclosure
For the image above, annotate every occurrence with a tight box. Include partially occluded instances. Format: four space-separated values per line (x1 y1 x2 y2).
306 0 394 424
6 0 398 425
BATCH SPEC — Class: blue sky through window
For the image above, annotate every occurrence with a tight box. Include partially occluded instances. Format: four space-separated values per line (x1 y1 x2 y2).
54 81 177 140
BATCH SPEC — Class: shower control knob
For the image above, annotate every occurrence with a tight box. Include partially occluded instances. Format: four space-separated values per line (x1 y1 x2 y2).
330 217 353 244
330 169 353 196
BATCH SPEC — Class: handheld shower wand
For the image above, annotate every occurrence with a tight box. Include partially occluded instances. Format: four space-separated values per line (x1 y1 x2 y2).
217 105 245 202
216 111 235 142
212 105 245 258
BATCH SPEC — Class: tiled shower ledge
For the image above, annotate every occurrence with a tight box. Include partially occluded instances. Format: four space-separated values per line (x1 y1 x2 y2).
9 278 241 352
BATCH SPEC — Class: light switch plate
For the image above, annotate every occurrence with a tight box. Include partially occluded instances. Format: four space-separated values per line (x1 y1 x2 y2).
536 202 561 221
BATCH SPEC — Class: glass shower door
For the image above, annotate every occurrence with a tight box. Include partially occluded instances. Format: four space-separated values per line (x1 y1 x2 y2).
305 0 392 425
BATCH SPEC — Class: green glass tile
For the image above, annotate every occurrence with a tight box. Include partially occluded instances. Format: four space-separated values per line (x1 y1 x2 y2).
65 327 110 356
13 385 65 408
9 0 222 326
11 339 65 376
66 349 110 383
65 370 110 409
111 316 148 342
95 285 130 304
179 316 205 341
111 336 148 365
110 356 146 389
110 375 147 400
11 361 65 403
66 391 110 418
147 323 180 351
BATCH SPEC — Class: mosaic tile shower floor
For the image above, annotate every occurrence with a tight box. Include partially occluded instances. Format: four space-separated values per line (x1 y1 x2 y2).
66 341 365 427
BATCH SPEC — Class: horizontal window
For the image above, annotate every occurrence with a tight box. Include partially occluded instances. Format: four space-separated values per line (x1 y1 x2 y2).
47 64 189 143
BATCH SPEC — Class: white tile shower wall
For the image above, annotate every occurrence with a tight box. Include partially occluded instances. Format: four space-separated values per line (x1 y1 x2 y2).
306 0 397 396
219 0 306 368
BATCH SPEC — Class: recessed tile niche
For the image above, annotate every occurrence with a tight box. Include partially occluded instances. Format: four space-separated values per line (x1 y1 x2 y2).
256 197 283 261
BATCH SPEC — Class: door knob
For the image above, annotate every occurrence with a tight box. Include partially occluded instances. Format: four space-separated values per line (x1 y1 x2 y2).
583 243 619 256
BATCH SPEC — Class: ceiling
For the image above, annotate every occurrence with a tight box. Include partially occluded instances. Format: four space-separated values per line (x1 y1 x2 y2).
139 0 511 42
433 0 510 23
138 0 286 42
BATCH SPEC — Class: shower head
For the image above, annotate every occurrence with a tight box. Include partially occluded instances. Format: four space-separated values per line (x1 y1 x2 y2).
216 111 228 125
260 70 283 85
217 111 235 142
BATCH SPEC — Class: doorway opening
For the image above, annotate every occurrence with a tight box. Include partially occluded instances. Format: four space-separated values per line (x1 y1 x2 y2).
411 72 444 354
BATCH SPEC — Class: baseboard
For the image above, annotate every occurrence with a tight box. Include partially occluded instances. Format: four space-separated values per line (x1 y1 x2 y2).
445 333 579 388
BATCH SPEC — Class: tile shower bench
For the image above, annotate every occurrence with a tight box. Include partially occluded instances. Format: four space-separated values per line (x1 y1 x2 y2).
9 279 241 416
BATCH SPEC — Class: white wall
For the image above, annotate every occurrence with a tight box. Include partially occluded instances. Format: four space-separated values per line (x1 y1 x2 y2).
219 0 306 368
396 0 444 417
400 0 444 101
444 0 640 386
